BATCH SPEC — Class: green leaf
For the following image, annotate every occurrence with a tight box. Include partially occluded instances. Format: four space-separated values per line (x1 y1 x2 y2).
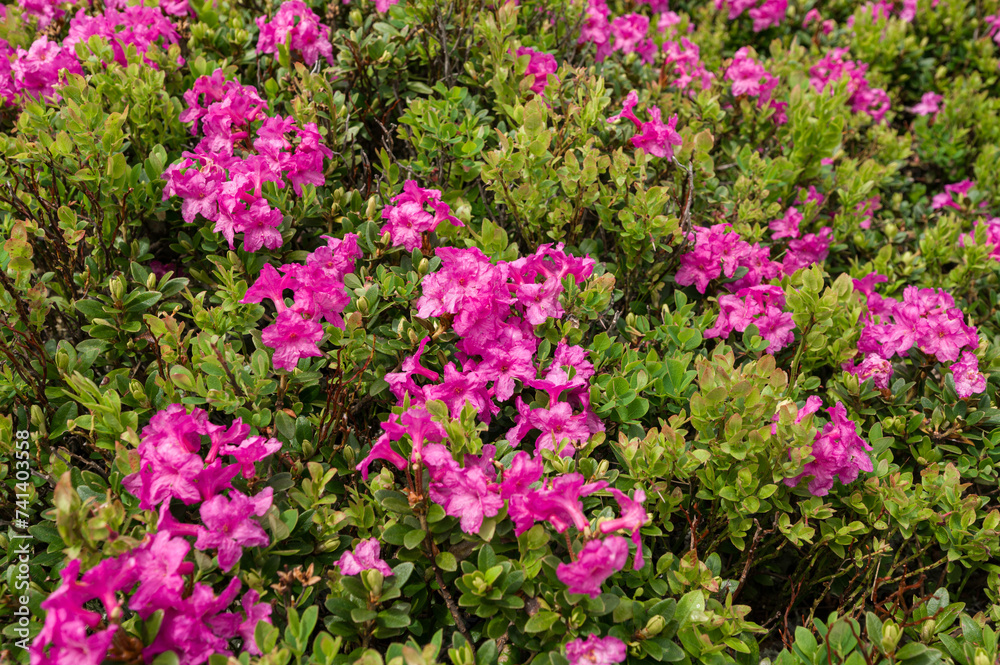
403 529 426 550
524 611 560 633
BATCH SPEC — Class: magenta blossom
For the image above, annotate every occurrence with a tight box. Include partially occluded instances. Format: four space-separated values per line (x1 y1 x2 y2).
608 90 683 159
598 489 648 570
556 536 629 597
337 538 394 576
195 488 273 571
256 0 334 66
517 47 559 95
565 634 628 665
784 402 873 496
910 92 943 118
951 351 987 398
261 309 324 371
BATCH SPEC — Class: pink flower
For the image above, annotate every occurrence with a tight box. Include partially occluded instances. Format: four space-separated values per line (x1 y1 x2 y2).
65 4 182 68
769 206 802 239
511 473 606 536
598 489 648 570
782 227 832 275
566 634 628 665
675 224 781 293
662 38 715 92
380 181 463 251
748 0 787 31
195 489 273 571
842 353 893 389
556 536 629 597
910 92 943 117
784 402 873 496
10 37 84 102
221 435 282 479
499 452 544 499
716 0 757 20
256 0 334 66
705 285 796 353
355 432 408 480
424 443 504 534
931 180 974 211
951 351 987 398
530 402 591 456
610 14 656 63
517 47 558 95
237 590 273 656
810 48 890 121
261 309 324 371
337 538 394 576
608 90 683 159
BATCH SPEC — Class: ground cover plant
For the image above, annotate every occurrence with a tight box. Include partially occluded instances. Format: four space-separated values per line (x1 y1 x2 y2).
2 0 1000 663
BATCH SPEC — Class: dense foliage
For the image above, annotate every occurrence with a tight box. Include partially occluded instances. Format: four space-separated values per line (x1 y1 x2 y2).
2 0 1000 664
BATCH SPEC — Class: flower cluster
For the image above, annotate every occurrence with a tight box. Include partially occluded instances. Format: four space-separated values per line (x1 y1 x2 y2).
607 90 683 159
242 234 362 370
661 37 715 92
850 275 986 398
931 180 974 211
810 48 890 122
565 634 628 665
0 37 83 104
32 405 278 664
256 0 334 67
725 47 787 123
705 285 796 352
784 401 873 496
577 2 658 62
356 237 650 596
17 0 70 27
163 70 333 252
64 3 183 67
716 0 788 31
1 0 187 106
517 46 559 95
380 180 463 251
675 224 780 294
961 216 1000 260
803 8 836 34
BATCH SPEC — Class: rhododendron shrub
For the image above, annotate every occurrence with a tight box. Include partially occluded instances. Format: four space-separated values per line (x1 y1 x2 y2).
6 0 1000 663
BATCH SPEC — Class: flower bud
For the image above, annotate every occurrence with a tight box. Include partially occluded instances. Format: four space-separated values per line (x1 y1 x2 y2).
380 231 392 246
921 619 935 642
881 620 901 653
418 258 429 275
147 273 158 290
55 349 70 372
362 569 384 599
973 648 990 665
357 297 370 315
884 223 898 238
302 440 315 459
110 274 126 302
644 615 667 637
31 405 46 437
366 197 378 219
